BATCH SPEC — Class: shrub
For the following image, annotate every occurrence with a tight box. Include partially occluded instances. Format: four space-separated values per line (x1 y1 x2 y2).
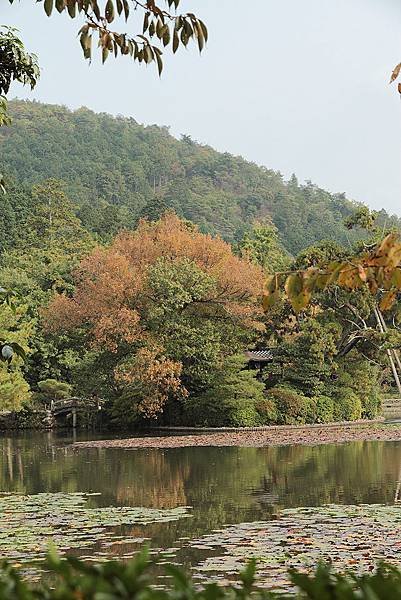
312 395 335 423
333 389 362 422
255 398 278 425
185 395 262 427
329 353 382 420
15 407 49 429
184 394 223 426
0 407 48 430
266 386 311 425
111 384 144 426
226 400 262 427
287 562 401 599
362 392 382 419
303 397 318 424
0 366 31 412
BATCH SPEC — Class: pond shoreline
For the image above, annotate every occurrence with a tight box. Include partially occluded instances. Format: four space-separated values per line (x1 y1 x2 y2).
71 420 401 449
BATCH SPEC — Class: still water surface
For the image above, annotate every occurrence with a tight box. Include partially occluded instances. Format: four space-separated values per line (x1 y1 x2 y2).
2 432 401 576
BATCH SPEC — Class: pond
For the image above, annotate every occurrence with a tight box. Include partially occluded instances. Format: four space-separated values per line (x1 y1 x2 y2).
2 432 401 588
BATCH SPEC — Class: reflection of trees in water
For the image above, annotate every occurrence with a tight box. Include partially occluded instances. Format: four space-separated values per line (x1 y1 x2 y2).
114 451 190 508
253 442 401 510
1 435 401 543
1 432 63 495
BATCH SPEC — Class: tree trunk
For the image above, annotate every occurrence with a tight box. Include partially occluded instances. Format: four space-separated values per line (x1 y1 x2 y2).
374 308 401 397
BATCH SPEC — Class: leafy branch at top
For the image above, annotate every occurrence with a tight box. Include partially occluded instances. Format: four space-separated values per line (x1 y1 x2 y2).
264 233 401 314
0 26 40 125
8 0 208 74
0 26 40 192
0 26 39 98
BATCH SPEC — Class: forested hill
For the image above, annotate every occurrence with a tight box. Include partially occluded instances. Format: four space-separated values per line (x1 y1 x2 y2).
1 100 399 254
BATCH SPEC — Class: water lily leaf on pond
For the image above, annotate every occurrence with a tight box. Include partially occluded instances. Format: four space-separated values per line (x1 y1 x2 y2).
0 492 191 566
187 504 401 590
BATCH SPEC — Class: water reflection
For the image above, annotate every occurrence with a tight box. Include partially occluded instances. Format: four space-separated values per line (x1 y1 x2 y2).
1 432 401 555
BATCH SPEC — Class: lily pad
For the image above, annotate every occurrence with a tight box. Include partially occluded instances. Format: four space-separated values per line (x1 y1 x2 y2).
188 504 401 590
0 492 191 566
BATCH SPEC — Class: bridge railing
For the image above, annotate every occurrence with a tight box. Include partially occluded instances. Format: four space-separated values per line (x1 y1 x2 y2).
50 397 103 413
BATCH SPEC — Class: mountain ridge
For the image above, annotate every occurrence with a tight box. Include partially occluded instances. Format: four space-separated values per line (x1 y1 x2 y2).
1 99 399 254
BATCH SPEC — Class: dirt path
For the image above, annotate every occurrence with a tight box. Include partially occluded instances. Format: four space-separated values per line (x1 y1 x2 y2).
71 422 401 449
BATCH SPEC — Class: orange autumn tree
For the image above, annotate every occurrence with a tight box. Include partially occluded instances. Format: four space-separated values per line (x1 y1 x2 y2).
45 213 264 421
114 347 186 419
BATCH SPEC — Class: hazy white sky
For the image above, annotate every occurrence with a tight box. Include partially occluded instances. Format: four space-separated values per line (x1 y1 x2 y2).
2 0 401 215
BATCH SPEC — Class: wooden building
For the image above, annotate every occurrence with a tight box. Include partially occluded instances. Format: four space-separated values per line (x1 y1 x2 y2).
244 349 273 376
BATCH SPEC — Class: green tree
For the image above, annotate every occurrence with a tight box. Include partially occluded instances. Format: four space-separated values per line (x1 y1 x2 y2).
262 232 399 423
185 354 266 427
0 180 95 391
0 179 95 304
137 194 170 223
145 256 259 396
32 378 72 407
264 319 340 397
239 219 291 273
0 303 32 411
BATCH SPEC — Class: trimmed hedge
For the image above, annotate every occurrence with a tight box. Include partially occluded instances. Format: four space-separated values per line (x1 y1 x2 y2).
265 385 374 426
312 395 335 423
255 398 278 425
266 387 312 425
333 389 362 422
185 395 262 427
